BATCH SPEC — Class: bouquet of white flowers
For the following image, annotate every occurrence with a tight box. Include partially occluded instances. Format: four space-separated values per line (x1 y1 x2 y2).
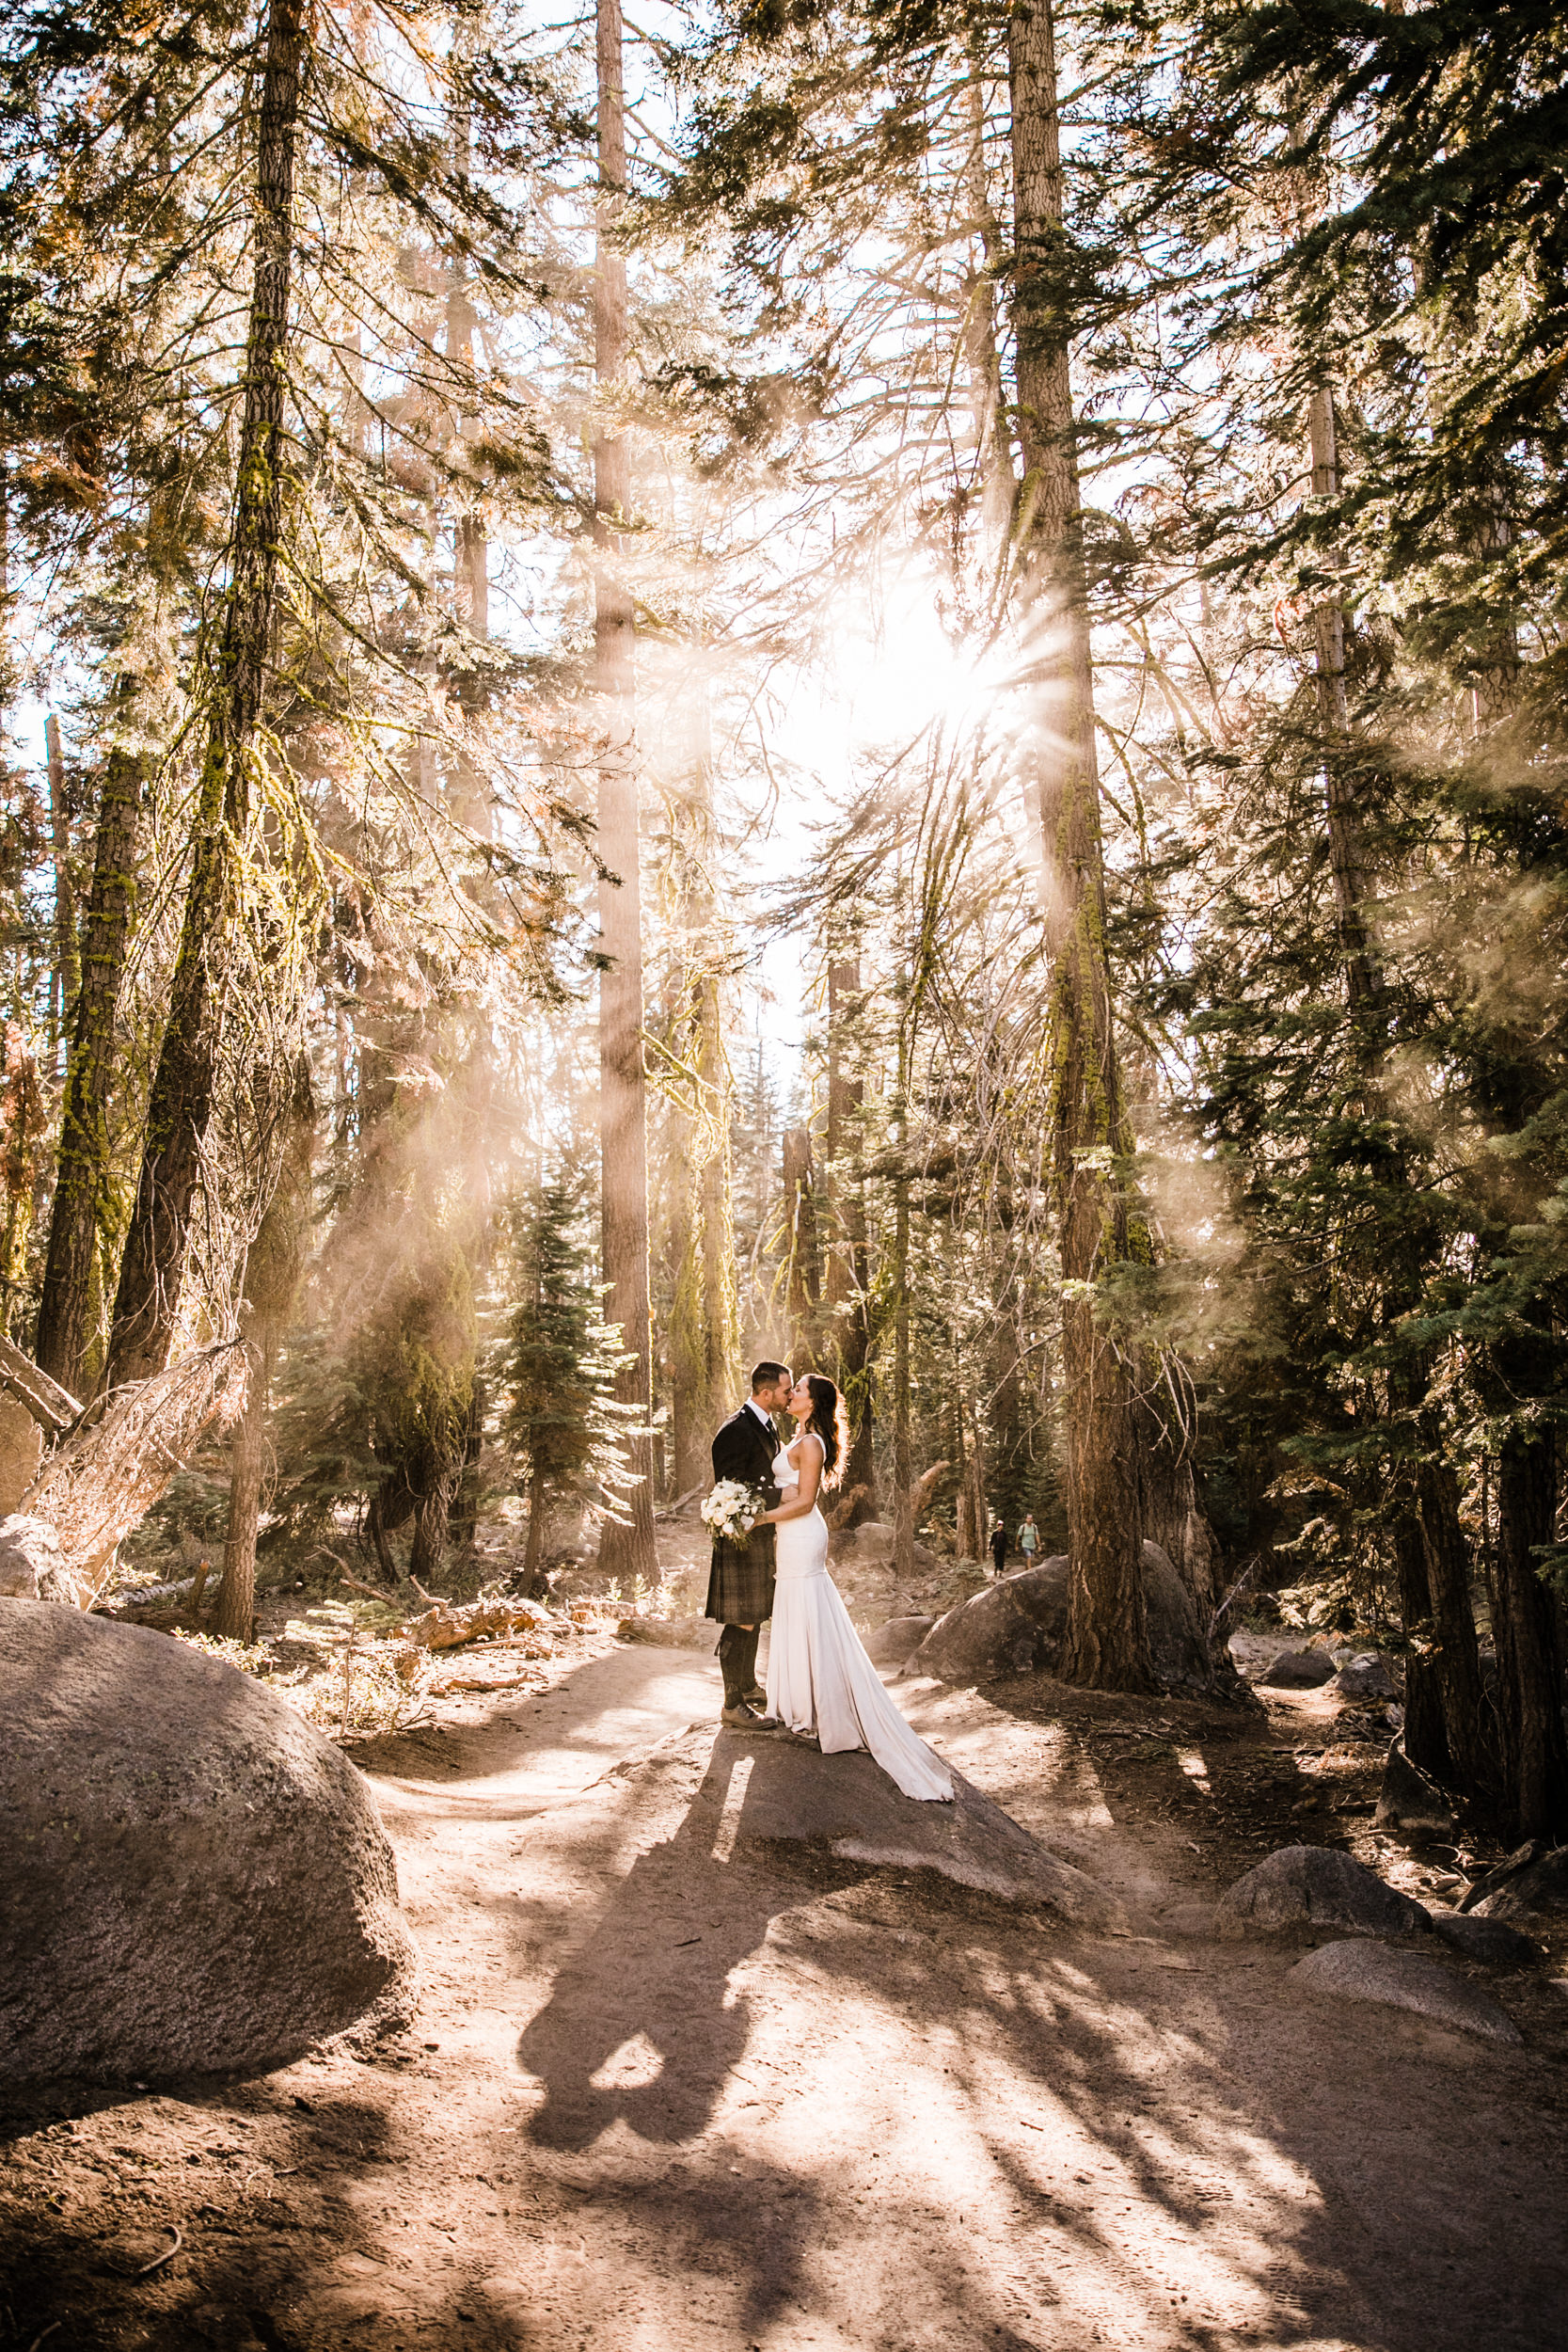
701 1477 767 1547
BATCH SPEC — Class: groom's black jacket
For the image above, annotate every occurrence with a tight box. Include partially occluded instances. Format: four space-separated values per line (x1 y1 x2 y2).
704 1404 780 1625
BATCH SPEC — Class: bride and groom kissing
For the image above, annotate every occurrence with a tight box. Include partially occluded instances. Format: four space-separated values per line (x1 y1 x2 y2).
705 1361 953 1805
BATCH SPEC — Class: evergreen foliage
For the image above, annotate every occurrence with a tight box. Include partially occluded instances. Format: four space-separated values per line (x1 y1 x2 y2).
500 1173 642 1595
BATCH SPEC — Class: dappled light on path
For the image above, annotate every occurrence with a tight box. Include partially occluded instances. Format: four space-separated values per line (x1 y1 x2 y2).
495 1663 1565 2349
4 1641 1564 2351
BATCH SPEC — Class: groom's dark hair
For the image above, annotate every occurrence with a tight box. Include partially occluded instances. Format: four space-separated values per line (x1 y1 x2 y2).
750 1359 790 1391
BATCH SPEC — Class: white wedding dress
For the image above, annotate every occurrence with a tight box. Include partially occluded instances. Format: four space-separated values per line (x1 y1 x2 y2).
767 1437 953 1804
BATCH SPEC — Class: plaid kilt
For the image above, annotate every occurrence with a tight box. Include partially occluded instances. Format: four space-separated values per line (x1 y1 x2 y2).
705 1524 776 1624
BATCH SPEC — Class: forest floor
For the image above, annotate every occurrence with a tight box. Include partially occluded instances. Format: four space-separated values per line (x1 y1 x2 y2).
5 1529 1568 2352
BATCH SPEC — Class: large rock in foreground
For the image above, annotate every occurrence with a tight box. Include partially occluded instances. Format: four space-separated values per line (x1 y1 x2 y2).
716 1726 1127 1931
1289 1941 1522 2043
0 1599 417 2086
1217 1844 1430 1941
909 1541 1226 1696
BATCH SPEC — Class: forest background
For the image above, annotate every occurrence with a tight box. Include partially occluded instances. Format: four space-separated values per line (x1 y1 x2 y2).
0 0 1564 1841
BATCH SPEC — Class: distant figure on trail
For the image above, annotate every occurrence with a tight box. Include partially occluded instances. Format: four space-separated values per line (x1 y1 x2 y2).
1019 1512 1039 1564
989 1520 1008 1578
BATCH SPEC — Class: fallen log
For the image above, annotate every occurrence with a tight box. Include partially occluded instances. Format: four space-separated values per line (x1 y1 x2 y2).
24 1343 251 1602
397 1595 565 1652
615 1613 712 1651
909 1459 954 1523
824 1482 870 1532
0 1332 82 1436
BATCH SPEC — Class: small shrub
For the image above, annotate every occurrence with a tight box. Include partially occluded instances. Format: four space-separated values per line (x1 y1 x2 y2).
170 1617 433 1740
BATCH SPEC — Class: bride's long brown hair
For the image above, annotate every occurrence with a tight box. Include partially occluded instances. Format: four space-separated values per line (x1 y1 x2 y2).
802 1374 849 1486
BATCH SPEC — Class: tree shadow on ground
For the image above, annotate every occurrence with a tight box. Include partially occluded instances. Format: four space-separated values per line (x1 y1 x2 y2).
512 1729 1568 2352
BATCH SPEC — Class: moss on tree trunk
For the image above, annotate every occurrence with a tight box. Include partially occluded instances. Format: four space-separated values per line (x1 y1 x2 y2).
35 742 142 1394
107 0 308 1389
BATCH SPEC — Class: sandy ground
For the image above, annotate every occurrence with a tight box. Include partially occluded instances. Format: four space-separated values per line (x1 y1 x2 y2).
4 1634 1568 2352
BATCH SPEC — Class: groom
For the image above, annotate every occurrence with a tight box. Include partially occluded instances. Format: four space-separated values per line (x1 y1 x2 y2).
705 1360 792 1728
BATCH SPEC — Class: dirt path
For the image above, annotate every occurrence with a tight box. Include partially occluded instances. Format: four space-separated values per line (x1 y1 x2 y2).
4 1643 1568 2352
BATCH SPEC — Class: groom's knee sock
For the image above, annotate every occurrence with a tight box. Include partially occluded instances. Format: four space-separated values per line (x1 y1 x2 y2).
717 1623 748 1708
718 1623 760 1709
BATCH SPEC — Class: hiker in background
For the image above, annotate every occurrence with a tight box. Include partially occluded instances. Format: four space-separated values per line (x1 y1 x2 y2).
988 1519 1008 1579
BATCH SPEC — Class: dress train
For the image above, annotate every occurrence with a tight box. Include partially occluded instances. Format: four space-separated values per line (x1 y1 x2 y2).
765 1441 952 1804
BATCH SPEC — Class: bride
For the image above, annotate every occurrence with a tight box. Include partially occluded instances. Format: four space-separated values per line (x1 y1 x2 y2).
759 1374 953 1804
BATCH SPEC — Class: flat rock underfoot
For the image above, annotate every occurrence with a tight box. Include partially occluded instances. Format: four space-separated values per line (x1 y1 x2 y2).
2 1643 1567 2352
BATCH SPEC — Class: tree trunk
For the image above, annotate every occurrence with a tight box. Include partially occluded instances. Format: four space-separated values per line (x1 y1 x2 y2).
44 713 78 1073
35 744 143 1392
957 1381 988 1561
1007 0 1151 1691
1391 1514 1451 1782
1386 1346 1491 1796
825 958 875 1512
213 1060 312 1645
448 1375 485 1550
1492 1428 1568 1838
669 1078 704 1494
215 1339 267 1644
366 1487 399 1583
1414 1453 1493 1793
446 82 491 842
783 1125 818 1368
1137 1400 1215 1615
0 1032 43 1337
410 1490 451 1585
106 0 308 1389
960 50 1016 565
697 975 737 1431
670 850 738 1495
1306 378 1381 1009
522 1461 548 1597
1287 106 1382 1012
593 0 656 1581
892 1170 913 1581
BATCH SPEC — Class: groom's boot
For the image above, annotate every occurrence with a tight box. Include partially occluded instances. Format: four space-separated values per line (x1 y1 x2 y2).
736 1625 783 1727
